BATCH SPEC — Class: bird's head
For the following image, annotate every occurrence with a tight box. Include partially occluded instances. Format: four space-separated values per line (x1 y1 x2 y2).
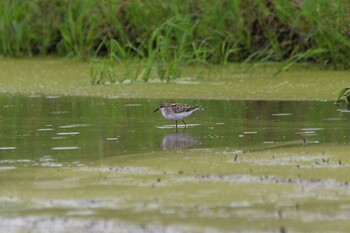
153 103 166 112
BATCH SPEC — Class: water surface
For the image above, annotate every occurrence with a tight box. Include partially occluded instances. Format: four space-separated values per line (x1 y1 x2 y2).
1 95 350 232
0 96 347 160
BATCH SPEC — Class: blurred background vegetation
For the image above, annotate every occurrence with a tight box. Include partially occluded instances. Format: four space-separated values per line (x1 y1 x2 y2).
1 0 350 82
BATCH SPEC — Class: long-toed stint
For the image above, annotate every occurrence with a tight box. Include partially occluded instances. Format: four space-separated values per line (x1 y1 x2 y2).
153 103 200 129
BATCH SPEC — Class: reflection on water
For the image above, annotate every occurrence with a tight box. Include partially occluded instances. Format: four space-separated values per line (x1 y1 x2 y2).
0 147 16 150
51 146 80 151
0 96 349 162
156 123 201 129
161 133 199 150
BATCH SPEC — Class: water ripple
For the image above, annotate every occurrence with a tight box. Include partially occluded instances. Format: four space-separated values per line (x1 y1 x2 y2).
57 132 80 136
0 147 16 150
51 146 80 151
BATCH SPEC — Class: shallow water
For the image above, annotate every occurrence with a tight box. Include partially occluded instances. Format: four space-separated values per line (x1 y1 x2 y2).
1 95 350 232
0 96 347 160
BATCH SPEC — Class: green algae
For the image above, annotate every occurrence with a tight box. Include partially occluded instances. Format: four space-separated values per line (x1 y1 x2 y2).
0 97 350 232
1 59 350 232
0 57 349 100
1 144 350 232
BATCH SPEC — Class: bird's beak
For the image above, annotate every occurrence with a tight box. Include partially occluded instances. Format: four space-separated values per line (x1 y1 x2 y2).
153 107 159 112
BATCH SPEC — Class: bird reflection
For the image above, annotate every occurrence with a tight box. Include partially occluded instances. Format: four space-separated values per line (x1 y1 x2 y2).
161 133 198 150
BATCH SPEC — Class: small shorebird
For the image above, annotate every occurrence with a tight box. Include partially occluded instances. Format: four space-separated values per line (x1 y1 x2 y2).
153 103 200 129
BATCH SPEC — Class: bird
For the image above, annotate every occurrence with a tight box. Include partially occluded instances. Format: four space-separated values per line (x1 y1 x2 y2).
153 103 200 129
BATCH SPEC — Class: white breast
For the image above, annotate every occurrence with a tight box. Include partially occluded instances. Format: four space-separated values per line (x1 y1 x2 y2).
161 108 197 120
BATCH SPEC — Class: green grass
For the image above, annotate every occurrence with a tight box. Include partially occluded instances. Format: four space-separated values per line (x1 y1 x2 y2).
336 86 350 106
1 0 350 82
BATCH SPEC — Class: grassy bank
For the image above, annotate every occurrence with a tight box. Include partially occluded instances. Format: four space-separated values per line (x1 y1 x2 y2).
1 0 350 74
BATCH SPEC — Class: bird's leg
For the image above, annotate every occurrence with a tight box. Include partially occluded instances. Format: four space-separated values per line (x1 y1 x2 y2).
175 120 178 129
181 119 187 128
